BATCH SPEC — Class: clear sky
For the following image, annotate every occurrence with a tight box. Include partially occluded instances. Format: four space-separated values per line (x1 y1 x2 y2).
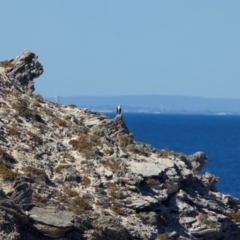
1 1 240 99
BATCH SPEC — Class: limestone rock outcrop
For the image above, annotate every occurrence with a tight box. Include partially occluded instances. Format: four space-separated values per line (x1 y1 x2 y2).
0 50 239 239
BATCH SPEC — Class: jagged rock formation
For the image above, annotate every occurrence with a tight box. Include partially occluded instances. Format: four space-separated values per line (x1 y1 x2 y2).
0 50 239 240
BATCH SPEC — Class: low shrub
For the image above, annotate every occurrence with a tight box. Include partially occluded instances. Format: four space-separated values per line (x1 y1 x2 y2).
227 211 240 223
110 190 124 199
63 187 78 198
55 118 67 127
28 131 43 145
54 164 71 174
110 199 125 216
69 134 101 158
5 126 19 136
33 101 42 108
0 163 20 181
118 135 133 148
139 211 158 225
68 196 92 214
157 233 169 240
22 166 48 183
68 104 77 108
33 192 48 206
81 176 91 186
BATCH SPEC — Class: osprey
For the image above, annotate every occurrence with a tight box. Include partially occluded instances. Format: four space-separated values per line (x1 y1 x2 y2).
116 105 121 115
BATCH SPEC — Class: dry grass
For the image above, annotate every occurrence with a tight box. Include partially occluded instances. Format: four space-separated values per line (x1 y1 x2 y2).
22 166 48 183
28 131 43 145
118 134 133 148
227 211 240 223
157 233 169 240
63 187 78 198
67 196 92 214
81 176 91 186
0 60 14 68
0 163 20 181
33 192 48 206
54 164 71 174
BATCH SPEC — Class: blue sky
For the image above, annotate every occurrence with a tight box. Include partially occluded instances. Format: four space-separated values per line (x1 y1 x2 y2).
1 1 240 99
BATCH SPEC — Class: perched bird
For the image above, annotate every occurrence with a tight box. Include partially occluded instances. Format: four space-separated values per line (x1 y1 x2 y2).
116 105 122 115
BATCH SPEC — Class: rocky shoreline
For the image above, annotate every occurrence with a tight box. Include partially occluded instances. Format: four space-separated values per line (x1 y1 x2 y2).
0 50 239 239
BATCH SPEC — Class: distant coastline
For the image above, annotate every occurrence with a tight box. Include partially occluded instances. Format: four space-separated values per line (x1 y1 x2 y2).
46 94 240 115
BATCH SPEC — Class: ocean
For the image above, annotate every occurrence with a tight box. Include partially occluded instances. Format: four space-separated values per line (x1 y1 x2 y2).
105 113 240 199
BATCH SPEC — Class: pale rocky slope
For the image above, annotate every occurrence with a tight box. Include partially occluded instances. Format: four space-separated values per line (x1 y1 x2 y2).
0 50 239 240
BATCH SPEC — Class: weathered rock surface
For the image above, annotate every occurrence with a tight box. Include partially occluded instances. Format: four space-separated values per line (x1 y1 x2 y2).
0 50 239 239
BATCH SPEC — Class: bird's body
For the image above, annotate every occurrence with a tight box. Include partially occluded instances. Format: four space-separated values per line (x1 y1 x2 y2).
116 105 122 115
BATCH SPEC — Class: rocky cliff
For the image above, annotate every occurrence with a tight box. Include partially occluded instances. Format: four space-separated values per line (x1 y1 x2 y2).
0 50 239 240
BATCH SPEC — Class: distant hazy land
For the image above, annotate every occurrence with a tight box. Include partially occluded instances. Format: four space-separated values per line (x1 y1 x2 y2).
47 95 240 115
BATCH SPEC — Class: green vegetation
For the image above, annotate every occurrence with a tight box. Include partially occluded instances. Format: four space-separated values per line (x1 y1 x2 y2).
55 118 67 127
110 189 124 199
118 134 133 148
68 104 77 108
157 233 169 240
103 148 113 155
139 211 158 225
69 134 101 158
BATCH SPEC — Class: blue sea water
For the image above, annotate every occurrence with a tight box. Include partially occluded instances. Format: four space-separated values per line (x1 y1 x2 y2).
105 113 240 199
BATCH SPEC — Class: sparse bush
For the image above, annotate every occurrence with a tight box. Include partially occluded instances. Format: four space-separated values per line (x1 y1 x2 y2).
102 158 120 173
22 166 48 183
33 101 42 107
110 190 124 199
103 148 113 155
139 211 158 225
69 134 101 158
118 134 133 148
54 164 71 174
5 126 19 136
68 104 77 108
63 187 78 198
157 233 169 240
33 192 48 206
81 176 91 186
28 131 43 145
227 211 240 223
68 196 92 214
55 118 67 127
32 94 44 103
0 163 20 181
110 199 125 216
145 178 156 186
